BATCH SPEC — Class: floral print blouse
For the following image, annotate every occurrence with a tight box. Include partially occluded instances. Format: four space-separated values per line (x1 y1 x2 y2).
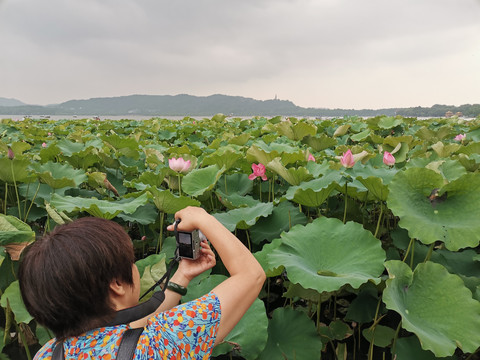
34 292 221 360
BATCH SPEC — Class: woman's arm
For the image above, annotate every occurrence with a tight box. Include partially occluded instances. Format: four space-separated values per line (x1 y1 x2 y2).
166 206 266 345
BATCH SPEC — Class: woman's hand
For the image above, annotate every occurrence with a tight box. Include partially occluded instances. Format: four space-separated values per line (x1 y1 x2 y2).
176 240 216 282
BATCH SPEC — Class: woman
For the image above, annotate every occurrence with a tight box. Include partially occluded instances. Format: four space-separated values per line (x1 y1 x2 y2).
18 206 266 359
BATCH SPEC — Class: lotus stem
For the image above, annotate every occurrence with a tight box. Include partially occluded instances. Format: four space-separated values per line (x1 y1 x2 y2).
23 182 30 218
3 183 7 214
343 182 348 224
368 298 382 360
402 238 414 263
259 181 262 202
245 229 251 252
316 294 321 332
177 174 182 196
391 320 402 355
374 201 384 238
24 182 41 222
224 175 228 195
156 211 164 253
424 243 434 263
11 160 22 219
16 322 32 360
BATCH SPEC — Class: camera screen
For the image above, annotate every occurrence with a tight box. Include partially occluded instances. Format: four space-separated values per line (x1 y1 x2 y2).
178 232 193 258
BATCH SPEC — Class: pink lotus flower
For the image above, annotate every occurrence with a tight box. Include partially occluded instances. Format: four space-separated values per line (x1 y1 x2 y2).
308 154 315 162
340 149 355 168
47 132 52 136
7 148 14 160
42 142 47 148
248 163 267 181
168 157 191 173
454 134 466 142
383 151 395 166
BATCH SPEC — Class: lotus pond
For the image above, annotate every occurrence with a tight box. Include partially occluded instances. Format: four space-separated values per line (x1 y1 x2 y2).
1 114 480 359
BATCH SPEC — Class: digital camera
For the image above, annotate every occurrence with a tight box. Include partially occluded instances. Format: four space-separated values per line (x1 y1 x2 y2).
176 229 203 260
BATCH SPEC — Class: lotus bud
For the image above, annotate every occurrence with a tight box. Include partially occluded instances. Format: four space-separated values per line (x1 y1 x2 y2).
383 151 395 166
7 147 14 160
340 149 355 168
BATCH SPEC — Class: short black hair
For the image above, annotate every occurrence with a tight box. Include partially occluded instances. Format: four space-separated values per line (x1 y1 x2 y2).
18 217 135 339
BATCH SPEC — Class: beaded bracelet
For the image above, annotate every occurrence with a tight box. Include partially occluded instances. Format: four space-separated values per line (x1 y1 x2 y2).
166 282 187 296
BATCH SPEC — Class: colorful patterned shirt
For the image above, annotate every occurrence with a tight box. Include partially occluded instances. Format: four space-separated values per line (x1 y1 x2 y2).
33 292 221 360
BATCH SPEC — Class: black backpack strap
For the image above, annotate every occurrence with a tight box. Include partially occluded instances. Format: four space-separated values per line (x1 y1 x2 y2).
116 327 144 360
51 340 64 360
50 328 144 360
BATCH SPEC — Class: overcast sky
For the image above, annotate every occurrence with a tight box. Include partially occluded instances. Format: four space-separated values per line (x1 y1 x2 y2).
1 0 479 109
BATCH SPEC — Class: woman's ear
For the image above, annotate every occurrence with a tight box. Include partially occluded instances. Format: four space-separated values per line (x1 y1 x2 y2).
109 278 127 297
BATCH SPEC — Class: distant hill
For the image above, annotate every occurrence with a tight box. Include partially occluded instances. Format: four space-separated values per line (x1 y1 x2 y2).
0 97 26 107
0 94 478 117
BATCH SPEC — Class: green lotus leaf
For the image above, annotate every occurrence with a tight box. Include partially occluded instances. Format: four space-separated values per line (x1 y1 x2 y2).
283 283 319 303
302 134 337 152
217 173 253 196
253 238 284 277
10 141 31 156
284 171 341 206
50 192 150 219
148 188 200 214
124 169 169 191
362 325 395 347
383 135 414 147
415 125 451 142
246 144 278 165
378 116 403 129
350 129 371 142
135 253 166 278
32 161 87 189
250 201 307 244
345 282 380 323
136 254 166 302
0 280 33 324
459 142 480 156
356 176 389 201
181 165 225 197
213 202 274 231
425 159 467 182
268 217 385 292
383 260 480 357
333 124 350 137
216 190 259 210
101 134 140 159
387 168 480 250
276 120 317 141
393 336 456 360
319 320 353 341
247 142 304 166
257 307 323 360
431 141 461 158
55 138 85 156
117 203 158 225
0 214 35 245
266 158 313 186
229 132 251 146
0 158 34 183
201 148 243 170
305 159 331 178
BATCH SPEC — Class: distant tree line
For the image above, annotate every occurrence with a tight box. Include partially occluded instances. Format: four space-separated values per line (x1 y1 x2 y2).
396 104 480 118
0 95 478 118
